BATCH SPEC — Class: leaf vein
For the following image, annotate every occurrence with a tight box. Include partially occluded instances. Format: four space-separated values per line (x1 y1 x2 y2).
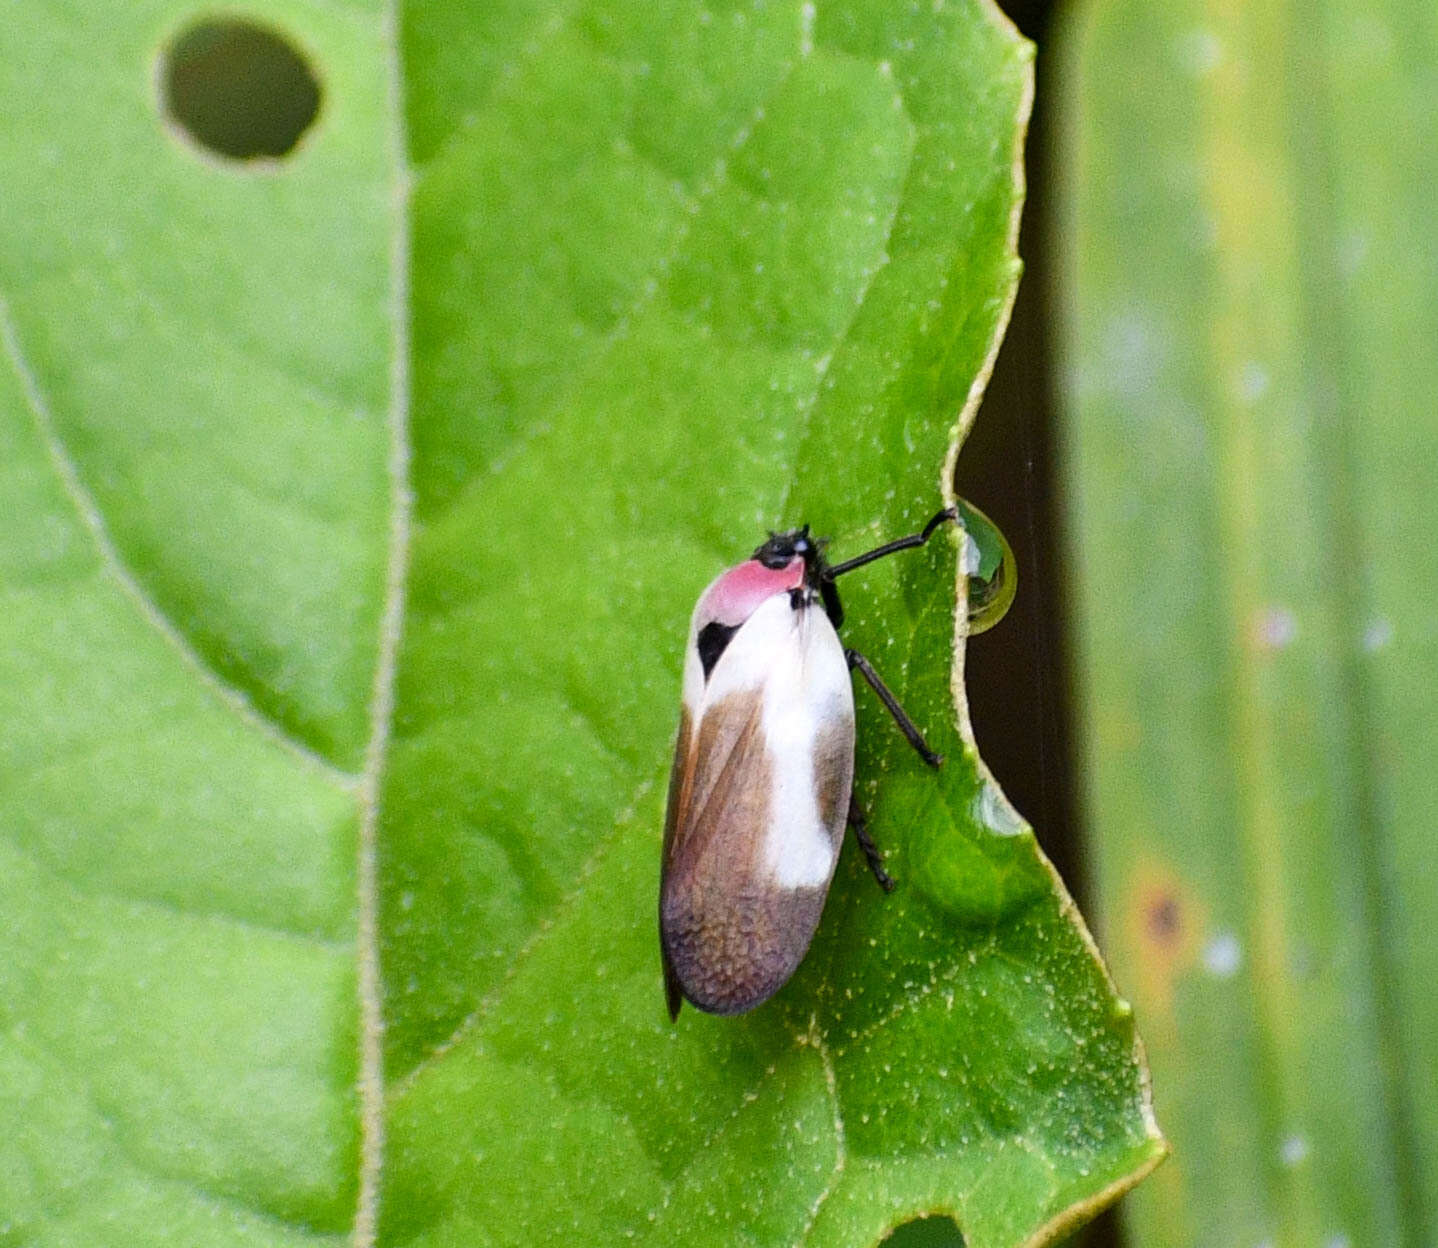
796 1017 848 1246
0 294 358 792
2 829 352 951
390 768 659 1100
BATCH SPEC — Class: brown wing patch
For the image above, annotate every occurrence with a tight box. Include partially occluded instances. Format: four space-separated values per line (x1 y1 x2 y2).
660 691 839 1015
660 707 694 872
662 692 768 875
811 716 855 838
660 697 771 1018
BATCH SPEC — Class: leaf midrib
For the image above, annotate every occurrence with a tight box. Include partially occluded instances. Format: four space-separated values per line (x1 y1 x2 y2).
352 2 417 1243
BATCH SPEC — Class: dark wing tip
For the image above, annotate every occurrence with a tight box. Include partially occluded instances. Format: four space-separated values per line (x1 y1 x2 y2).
662 940 684 1021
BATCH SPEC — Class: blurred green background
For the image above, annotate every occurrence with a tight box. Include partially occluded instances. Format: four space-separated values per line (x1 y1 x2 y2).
963 0 1437 1245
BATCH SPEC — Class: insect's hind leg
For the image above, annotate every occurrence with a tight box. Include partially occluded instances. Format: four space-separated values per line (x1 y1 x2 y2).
845 647 944 768
847 794 895 892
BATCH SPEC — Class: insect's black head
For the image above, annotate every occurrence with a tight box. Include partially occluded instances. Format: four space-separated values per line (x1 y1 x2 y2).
753 526 844 627
753 526 828 575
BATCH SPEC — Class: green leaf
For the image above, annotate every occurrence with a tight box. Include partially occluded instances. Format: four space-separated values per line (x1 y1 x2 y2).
1058 1 1438 1244
0 1 1160 1245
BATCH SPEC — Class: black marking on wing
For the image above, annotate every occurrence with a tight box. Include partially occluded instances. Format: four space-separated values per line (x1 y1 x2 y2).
696 620 741 680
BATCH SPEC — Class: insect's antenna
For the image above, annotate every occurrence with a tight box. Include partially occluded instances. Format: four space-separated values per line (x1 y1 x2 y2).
825 507 958 579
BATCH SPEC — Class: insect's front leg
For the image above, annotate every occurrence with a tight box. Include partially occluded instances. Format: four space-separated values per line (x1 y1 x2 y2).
844 647 944 768
847 794 895 892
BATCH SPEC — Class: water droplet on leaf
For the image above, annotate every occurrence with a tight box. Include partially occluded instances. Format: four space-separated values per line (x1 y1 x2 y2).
955 497 1016 634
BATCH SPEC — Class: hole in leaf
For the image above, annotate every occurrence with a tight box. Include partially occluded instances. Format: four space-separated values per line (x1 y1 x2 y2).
883 1215 965 1247
161 18 321 161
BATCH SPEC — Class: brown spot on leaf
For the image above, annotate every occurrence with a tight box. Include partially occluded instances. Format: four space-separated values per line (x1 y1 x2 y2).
1145 893 1182 946
1124 861 1205 1030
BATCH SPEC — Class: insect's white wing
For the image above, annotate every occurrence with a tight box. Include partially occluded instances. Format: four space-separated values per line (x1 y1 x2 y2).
756 602 854 890
661 595 854 1016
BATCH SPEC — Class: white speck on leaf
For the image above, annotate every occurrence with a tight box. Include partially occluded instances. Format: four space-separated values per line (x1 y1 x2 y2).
1280 1134 1309 1167
1254 606 1297 650
1237 360 1270 403
1176 29 1223 75
1363 618 1393 652
1202 932 1242 978
1338 230 1369 277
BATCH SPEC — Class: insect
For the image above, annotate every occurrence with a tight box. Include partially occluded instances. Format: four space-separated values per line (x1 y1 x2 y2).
659 505 963 1019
